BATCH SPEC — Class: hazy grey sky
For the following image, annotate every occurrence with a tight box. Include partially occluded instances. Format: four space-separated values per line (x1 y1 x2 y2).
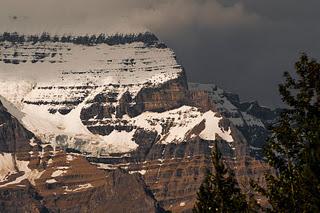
1 0 320 107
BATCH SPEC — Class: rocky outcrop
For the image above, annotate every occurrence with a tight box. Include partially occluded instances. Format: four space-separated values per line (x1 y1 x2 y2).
188 83 280 159
0 185 43 213
82 73 189 135
0 101 164 213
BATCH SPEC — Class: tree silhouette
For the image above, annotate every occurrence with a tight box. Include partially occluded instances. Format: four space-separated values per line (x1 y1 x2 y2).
252 54 320 212
193 142 249 213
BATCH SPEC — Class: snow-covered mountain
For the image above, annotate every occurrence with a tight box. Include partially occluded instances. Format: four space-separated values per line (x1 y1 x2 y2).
0 32 274 212
0 33 182 151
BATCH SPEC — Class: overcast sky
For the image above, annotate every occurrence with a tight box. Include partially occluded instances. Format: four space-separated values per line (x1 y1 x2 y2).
1 0 320 107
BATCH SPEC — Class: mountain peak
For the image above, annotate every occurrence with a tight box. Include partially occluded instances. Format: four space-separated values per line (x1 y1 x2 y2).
0 35 273 212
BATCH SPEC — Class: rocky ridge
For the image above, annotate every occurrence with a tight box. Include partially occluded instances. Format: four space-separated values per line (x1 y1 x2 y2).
188 83 280 159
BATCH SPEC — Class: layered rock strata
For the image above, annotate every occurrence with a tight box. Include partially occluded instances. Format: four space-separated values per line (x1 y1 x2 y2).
0 100 163 213
0 33 274 212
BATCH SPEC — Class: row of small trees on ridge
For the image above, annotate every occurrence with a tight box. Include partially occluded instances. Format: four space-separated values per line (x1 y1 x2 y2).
0 32 159 46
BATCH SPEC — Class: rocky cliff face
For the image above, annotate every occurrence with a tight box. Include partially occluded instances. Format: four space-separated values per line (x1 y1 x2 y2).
189 83 280 159
0 100 163 213
0 33 274 212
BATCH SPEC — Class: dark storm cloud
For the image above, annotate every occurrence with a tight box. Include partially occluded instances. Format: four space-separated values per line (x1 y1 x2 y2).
156 0 320 107
1 0 319 107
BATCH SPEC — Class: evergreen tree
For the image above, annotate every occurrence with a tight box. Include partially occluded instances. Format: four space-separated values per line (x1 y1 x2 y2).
193 142 249 213
252 53 320 212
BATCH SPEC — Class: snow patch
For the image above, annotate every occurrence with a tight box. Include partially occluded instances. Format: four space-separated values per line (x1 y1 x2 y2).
180 202 186 207
48 159 53 165
0 153 44 187
241 112 265 127
29 138 37 146
66 155 74 161
200 111 233 142
0 153 16 182
28 169 44 185
52 170 67 178
99 130 137 153
0 158 31 187
46 179 57 184
129 170 146 175
63 183 93 192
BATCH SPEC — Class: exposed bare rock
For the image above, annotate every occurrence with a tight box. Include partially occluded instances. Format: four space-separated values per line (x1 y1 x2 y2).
188 82 280 159
0 101 164 213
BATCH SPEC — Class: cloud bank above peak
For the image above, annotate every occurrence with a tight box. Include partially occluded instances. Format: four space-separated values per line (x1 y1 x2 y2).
0 0 258 34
